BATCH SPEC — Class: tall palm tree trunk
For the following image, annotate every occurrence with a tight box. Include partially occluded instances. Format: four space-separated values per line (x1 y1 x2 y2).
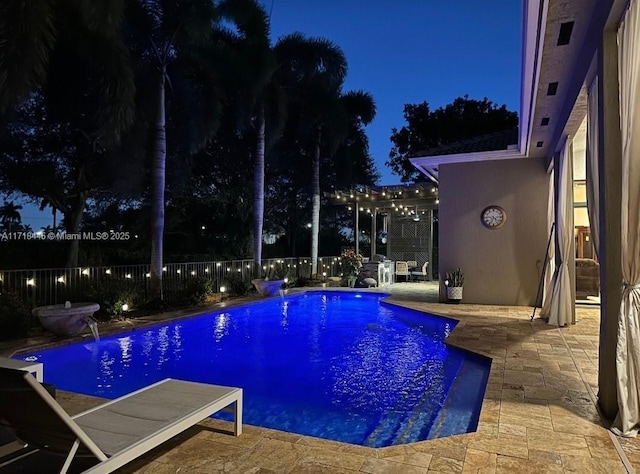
64 193 86 268
253 103 266 275
150 69 167 300
311 126 321 277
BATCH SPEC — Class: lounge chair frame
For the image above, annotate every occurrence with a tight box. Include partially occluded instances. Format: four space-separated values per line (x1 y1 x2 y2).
0 367 242 474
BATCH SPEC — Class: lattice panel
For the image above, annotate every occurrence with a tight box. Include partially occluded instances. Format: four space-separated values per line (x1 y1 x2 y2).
387 210 433 276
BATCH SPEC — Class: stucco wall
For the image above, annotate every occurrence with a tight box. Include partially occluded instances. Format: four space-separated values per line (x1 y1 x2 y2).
439 157 550 305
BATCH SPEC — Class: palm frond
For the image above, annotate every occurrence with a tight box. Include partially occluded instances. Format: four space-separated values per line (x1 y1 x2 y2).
160 0 218 47
90 35 137 146
340 90 376 125
274 32 347 86
75 0 126 35
217 0 270 46
0 0 57 114
139 0 163 28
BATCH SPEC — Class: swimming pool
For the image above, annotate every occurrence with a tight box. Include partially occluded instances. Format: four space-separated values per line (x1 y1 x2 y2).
18 291 490 447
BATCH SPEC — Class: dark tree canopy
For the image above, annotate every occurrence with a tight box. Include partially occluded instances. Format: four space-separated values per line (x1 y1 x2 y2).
387 95 518 182
0 0 381 268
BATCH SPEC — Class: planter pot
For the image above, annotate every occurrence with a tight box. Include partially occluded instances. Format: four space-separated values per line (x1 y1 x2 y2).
446 286 463 303
32 302 100 337
251 279 285 297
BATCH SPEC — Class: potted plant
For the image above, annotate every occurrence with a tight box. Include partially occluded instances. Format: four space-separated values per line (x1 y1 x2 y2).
444 268 464 303
340 249 363 287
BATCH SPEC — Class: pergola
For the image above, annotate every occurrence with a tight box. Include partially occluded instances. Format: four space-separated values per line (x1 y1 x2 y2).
325 183 439 261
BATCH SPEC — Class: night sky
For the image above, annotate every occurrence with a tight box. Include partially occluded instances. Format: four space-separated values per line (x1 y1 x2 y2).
261 0 522 185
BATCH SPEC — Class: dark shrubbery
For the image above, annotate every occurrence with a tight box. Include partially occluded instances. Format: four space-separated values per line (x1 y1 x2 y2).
293 276 310 288
179 276 215 305
0 292 33 340
82 277 146 319
225 274 252 296
263 262 290 280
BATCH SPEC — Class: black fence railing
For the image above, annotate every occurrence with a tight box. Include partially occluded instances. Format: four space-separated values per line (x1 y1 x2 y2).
0 256 343 307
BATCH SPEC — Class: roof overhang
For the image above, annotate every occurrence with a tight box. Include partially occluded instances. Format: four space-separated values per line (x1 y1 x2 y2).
519 0 547 158
521 0 627 164
410 147 525 184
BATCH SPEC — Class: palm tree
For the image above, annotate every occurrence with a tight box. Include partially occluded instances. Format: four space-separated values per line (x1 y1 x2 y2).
291 58 376 276
0 200 22 231
218 0 353 274
39 198 57 229
217 0 273 274
0 0 136 145
125 0 225 300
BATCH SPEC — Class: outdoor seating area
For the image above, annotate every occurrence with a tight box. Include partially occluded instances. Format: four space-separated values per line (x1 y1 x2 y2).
0 286 637 472
389 261 430 284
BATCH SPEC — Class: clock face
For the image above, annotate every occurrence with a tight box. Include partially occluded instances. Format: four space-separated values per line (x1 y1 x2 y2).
481 206 506 229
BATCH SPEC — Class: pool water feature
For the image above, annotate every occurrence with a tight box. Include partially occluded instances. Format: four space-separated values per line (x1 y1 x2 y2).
18 291 490 447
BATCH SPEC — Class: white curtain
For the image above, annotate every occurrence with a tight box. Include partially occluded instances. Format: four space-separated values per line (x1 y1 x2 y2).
540 170 555 319
547 138 574 327
612 0 640 437
586 77 600 260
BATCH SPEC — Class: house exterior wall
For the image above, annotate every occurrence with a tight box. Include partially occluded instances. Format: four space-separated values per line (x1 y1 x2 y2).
439 157 550 305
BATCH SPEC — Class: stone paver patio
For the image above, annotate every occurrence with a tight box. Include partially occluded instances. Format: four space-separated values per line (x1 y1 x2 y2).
2 282 639 473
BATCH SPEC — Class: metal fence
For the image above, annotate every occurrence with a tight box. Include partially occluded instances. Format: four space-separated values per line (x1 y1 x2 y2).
0 256 344 307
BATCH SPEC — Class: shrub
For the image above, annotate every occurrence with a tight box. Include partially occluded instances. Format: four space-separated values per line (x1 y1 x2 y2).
180 276 215 306
293 276 310 288
0 292 33 340
83 277 145 319
263 261 291 280
225 274 252 296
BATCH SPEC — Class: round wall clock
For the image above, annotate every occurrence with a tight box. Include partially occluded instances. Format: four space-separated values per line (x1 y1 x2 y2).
481 205 506 229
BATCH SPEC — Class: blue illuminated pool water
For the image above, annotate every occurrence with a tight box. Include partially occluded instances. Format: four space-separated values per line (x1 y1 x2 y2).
18 291 490 447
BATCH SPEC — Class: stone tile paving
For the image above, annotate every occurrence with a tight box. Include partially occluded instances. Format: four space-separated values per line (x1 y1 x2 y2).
2 284 638 473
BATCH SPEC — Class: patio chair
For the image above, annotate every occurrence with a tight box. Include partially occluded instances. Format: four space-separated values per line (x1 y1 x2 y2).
410 262 429 281
0 367 242 474
395 261 410 282
406 260 418 269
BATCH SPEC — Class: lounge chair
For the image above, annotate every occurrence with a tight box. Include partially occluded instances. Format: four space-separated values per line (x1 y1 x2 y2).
0 367 242 473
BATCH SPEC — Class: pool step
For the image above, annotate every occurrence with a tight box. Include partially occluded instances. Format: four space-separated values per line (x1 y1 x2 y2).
363 360 438 447
427 355 491 439
392 356 465 445
364 354 464 448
